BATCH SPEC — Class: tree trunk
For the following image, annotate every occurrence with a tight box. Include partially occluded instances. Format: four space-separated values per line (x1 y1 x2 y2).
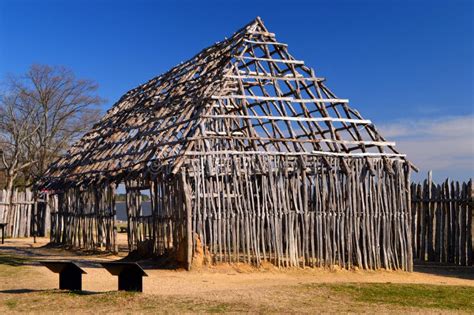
4 174 16 236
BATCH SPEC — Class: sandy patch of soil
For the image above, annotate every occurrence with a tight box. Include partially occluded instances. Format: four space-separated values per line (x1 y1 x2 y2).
0 238 473 313
0 237 472 297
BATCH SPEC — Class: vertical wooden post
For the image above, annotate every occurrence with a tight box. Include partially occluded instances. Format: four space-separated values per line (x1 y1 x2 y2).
405 162 413 271
181 170 193 271
111 184 118 254
427 171 434 261
33 193 37 243
467 180 473 265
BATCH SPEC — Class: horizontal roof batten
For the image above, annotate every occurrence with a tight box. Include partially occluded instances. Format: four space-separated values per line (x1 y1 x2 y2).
183 150 406 158
243 39 288 47
205 104 239 109
211 95 349 103
202 114 371 124
311 151 405 158
294 98 349 103
205 131 245 135
235 56 304 65
225 74 324 82
212 95 292 101
199 135 395 147
247 31 276 36
238 70 305 77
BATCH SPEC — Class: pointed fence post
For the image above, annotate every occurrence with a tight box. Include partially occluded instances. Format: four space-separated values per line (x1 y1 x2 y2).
181 170 193 270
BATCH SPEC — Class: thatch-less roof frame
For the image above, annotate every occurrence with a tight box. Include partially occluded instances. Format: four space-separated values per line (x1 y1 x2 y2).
41 17 414 190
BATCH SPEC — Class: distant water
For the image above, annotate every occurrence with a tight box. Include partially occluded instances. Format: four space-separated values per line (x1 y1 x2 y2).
115 201 152 221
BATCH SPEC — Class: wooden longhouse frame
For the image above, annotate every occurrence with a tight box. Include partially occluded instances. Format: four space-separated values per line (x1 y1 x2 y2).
40 17 415 271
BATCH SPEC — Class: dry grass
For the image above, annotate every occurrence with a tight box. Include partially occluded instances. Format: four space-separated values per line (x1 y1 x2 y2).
1 237 473 314
2 283 473 314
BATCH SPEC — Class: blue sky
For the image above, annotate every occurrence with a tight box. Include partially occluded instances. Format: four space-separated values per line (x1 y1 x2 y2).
1 0 472 182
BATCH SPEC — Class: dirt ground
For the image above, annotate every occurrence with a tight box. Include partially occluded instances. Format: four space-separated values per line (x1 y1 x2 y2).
0 236 473 313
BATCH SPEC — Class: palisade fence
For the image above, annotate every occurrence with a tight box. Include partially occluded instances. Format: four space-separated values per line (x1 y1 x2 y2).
2 174 472 269
0 189 50 238
412 173 473 266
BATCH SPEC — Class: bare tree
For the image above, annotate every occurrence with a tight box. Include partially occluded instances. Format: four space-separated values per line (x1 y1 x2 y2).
0 64 104 192
0 93 39 193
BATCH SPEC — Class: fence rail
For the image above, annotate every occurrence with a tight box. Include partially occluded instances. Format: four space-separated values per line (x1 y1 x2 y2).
412 173 473 266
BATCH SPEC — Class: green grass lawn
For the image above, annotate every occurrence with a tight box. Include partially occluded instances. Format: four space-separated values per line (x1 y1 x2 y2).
325 283 474 312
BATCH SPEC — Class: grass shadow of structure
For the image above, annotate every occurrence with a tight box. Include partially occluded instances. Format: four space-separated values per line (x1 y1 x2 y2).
0 289 39 294
0 289 118 297
413 262 474 281
0 253 32 266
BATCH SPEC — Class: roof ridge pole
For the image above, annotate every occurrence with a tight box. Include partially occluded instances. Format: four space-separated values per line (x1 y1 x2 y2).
254 16 268 32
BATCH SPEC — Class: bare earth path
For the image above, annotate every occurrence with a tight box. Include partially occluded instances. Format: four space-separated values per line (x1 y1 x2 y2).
0 237 473 313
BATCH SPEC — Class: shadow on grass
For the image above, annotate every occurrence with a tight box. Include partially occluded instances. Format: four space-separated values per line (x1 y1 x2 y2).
0 247 52 265
2 240 184 271
0 254 31 266
44 290 114 296
0 289 39 294
414 261 474 281
0 288 118 296
40 243 120 258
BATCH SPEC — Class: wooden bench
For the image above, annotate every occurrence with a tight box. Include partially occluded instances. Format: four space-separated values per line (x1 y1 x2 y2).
0 223 7 244
40 261 87 291
101 262 147 292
